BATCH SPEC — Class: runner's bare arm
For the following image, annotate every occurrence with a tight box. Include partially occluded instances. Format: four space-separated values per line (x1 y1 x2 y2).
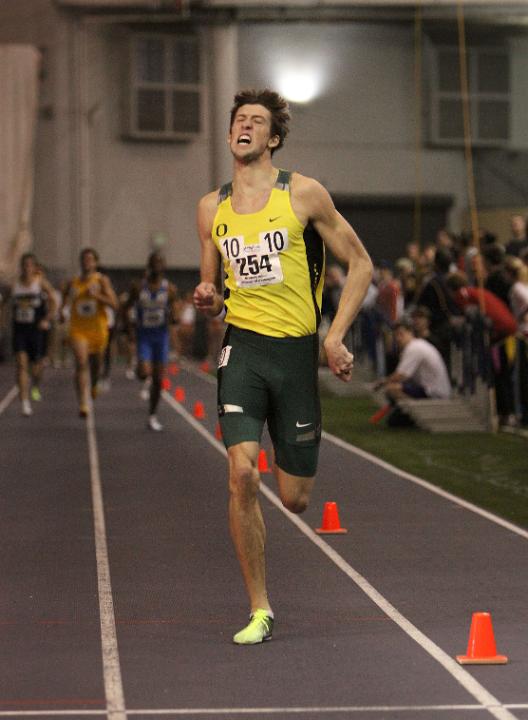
124 281 140 311
92 275 118 310
292 175 373 381
60 281 73 322
168 283 181 322
194 192 224 316
41 278 58 324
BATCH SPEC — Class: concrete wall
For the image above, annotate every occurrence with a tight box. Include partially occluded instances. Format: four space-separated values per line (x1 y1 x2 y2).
3 3 528 273
0 0 74 279
237 22 467 227
83 24 212 269
473 35 528 213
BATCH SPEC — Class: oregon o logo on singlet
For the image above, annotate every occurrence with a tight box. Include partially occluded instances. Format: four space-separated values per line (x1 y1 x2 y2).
212 169 325 338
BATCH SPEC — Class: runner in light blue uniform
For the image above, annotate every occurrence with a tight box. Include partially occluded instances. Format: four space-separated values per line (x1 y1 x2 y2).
127 252 179 431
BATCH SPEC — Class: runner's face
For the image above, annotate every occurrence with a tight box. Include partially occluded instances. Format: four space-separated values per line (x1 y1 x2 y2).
149 254 165 276
21 257 36 277
229 104 279 163
81 252 97 274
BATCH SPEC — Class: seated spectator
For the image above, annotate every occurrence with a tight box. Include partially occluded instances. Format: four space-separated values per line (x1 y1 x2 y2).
375 319 452 402
505 214 528 258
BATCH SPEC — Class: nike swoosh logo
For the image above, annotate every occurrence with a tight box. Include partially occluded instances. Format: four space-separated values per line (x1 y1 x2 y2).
269 216 281 222
296 421 312 428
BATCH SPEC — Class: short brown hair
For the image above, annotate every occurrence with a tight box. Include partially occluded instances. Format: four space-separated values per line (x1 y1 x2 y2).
80 247 99 264
230 89 290 155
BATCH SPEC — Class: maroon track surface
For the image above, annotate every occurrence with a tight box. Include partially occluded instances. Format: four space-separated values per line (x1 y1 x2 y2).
1 361 527 720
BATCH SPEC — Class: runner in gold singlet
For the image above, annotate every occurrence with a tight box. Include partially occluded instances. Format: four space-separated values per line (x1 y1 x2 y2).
194 89 373 644
63 248 118 417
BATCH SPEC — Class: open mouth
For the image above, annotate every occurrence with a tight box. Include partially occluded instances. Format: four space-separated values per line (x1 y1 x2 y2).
237 134 251 145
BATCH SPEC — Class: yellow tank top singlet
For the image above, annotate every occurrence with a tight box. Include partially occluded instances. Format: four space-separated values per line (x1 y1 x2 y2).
212 170 325 338
69 273 108 335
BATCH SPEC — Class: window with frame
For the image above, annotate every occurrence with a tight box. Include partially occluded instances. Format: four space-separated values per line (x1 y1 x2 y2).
127 33 201 140
430 45 510 147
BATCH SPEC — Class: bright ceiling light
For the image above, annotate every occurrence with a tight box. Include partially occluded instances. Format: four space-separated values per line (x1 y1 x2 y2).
277 69 320 104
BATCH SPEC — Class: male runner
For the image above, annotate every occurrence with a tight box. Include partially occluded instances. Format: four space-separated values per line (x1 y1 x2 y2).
127 252 179 431
63 248 117 417
11 253 57 416
193 89 373 644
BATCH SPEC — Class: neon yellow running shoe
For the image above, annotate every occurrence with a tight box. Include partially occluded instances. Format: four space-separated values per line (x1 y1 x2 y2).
233 609 274 645
31 387 42 402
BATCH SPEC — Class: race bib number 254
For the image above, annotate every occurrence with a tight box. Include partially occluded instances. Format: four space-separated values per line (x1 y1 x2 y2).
219 229 289 288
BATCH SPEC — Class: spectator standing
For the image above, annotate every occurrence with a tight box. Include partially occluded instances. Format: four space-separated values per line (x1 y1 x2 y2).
395 257 417 310
448 272 517 425
375 261 403 374
505 214 528 258
415 247 460 373
504 256 528 425
482 243 512 307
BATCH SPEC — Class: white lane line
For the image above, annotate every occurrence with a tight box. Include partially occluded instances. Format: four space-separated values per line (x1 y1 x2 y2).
322 431 528 541
0 705 496 717
0 386 18 415
123 706 508 715
0 713 106 717
86 405 127 720
163 392 519 720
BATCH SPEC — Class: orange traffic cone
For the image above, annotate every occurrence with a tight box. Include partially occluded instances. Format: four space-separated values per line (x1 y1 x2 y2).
316 501 348 534
258 449 271 474
456 612 508 665
168 363 180 376
174 386 185 403
368 404 391 424
161 378 171 391
214 423 223 441
193 400 206 420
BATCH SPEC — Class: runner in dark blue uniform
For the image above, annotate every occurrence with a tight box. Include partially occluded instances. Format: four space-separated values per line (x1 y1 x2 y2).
127 252 179 430
11 253 57 416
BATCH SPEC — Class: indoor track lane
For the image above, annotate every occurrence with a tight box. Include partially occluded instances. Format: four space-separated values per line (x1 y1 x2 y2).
1 366 106 715
1 361 527 720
